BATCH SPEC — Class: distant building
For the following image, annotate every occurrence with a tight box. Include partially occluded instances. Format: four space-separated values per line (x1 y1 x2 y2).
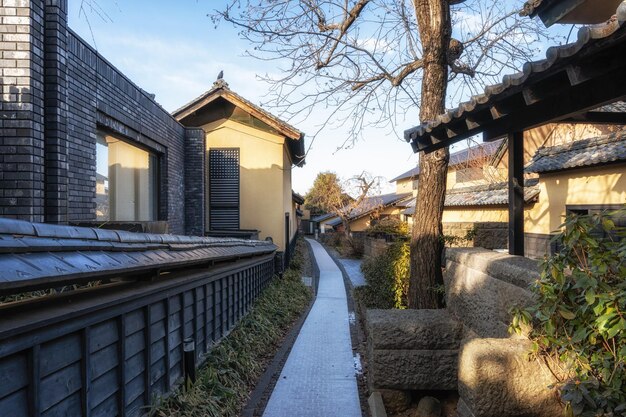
393 123 626 255
315 192 412 233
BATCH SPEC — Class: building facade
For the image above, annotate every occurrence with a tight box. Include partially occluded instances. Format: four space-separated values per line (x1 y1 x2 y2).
0 0 205 235
173 80 305 252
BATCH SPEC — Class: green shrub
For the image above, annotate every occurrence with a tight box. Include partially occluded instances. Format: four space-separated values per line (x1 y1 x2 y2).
510 212 626 416
365 217 409 237
357 242 409 309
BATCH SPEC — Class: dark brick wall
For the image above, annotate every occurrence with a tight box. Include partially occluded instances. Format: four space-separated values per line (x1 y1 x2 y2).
1 0 196 235
0 0 45 222
184 128 206 236
44 0 69 223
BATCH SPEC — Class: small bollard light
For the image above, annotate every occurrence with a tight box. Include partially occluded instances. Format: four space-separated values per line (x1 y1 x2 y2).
183 338 196 390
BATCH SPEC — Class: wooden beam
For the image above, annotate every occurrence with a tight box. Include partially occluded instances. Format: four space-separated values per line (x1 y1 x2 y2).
508 131 525 257
482 66 626 141
563 111 626 125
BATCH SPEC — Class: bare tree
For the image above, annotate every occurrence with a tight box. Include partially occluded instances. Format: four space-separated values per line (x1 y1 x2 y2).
337 171 383 234
305 171 382 234
215 0 556 308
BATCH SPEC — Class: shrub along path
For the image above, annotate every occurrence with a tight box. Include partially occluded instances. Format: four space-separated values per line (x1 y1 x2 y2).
262 238 362 417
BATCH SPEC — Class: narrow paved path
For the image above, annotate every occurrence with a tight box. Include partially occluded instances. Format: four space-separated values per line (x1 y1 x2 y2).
337 258 365 287
262 238 361 417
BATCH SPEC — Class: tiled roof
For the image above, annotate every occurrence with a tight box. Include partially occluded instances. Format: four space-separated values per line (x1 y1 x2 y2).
402 180 540 215
0 219 276 294
405 2 626 152
173 79 306 165
173 79 302 139
595 101 626 113
342 192 412 220
312 213 337 222
525 129 626 173
325 193 413 226
390 139 505 182
292 191 305 205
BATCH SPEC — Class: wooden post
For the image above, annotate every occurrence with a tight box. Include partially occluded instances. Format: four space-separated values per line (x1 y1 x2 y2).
508 131 525 256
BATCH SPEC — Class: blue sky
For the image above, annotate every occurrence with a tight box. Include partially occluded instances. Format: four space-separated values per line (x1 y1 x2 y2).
67 1 568 195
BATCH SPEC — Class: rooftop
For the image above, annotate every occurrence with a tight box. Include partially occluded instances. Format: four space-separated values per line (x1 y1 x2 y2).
390 138 505 182
327 192 412 226
525 129 626 173
402 180 540 215
522 0 624 26
173 78 306 166
0 218 276 295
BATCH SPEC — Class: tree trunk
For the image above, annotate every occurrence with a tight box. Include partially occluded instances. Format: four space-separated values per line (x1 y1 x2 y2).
408 0 451 309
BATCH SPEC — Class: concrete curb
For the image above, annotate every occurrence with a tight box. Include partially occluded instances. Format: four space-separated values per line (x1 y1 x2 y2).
325 244 368 417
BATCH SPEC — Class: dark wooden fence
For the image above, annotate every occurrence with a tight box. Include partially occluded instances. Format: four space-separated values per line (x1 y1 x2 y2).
0 254 275 417
284 233 299 269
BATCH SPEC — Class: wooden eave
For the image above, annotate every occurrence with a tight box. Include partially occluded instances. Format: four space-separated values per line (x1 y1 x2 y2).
174 89 302 141
404 5 626 154
526 0 624 26
174 85 306 165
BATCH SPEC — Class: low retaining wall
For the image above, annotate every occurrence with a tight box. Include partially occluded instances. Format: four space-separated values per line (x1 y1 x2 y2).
444 248 538 338
364 237 391 258
442 222 508 250
366 248 563 417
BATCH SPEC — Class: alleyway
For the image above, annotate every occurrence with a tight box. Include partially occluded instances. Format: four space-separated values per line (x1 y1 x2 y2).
262 238 361 417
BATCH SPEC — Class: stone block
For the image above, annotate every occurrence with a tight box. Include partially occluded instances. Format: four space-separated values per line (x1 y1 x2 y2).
444 249 537 338
366 309 463 350
378 389 411 414
446 248 539 288
369 349 458 391
457 338 563 417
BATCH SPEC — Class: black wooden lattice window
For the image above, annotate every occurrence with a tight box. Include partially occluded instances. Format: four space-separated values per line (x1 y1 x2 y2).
566 204 626 242
209 148 240 230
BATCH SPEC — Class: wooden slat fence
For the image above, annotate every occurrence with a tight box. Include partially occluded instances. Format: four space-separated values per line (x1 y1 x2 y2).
0 255 274 417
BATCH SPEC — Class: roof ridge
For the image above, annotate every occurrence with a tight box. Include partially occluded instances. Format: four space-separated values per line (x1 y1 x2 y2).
447 179 539 194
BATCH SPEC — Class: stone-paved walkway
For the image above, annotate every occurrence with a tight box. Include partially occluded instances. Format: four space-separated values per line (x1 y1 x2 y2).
262 238 361 417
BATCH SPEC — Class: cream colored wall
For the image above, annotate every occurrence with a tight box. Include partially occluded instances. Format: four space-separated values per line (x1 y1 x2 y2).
283 148 298 243
349 206 404 232
526 164 626 235
107 138 154 221
395 178 414 194
442 207 508 223
203 118 290 251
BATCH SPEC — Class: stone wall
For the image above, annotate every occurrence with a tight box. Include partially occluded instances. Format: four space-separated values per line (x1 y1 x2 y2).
366 248 563 417
444 248 538 338
0 0 203 235
443 221 508 250
364 236 391 258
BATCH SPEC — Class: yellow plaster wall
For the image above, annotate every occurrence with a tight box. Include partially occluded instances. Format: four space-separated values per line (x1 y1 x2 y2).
283 147 298 243
442 207 508 223
203 118 290 250
526 164 626 235
395 178 415 194
349 206 404 232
